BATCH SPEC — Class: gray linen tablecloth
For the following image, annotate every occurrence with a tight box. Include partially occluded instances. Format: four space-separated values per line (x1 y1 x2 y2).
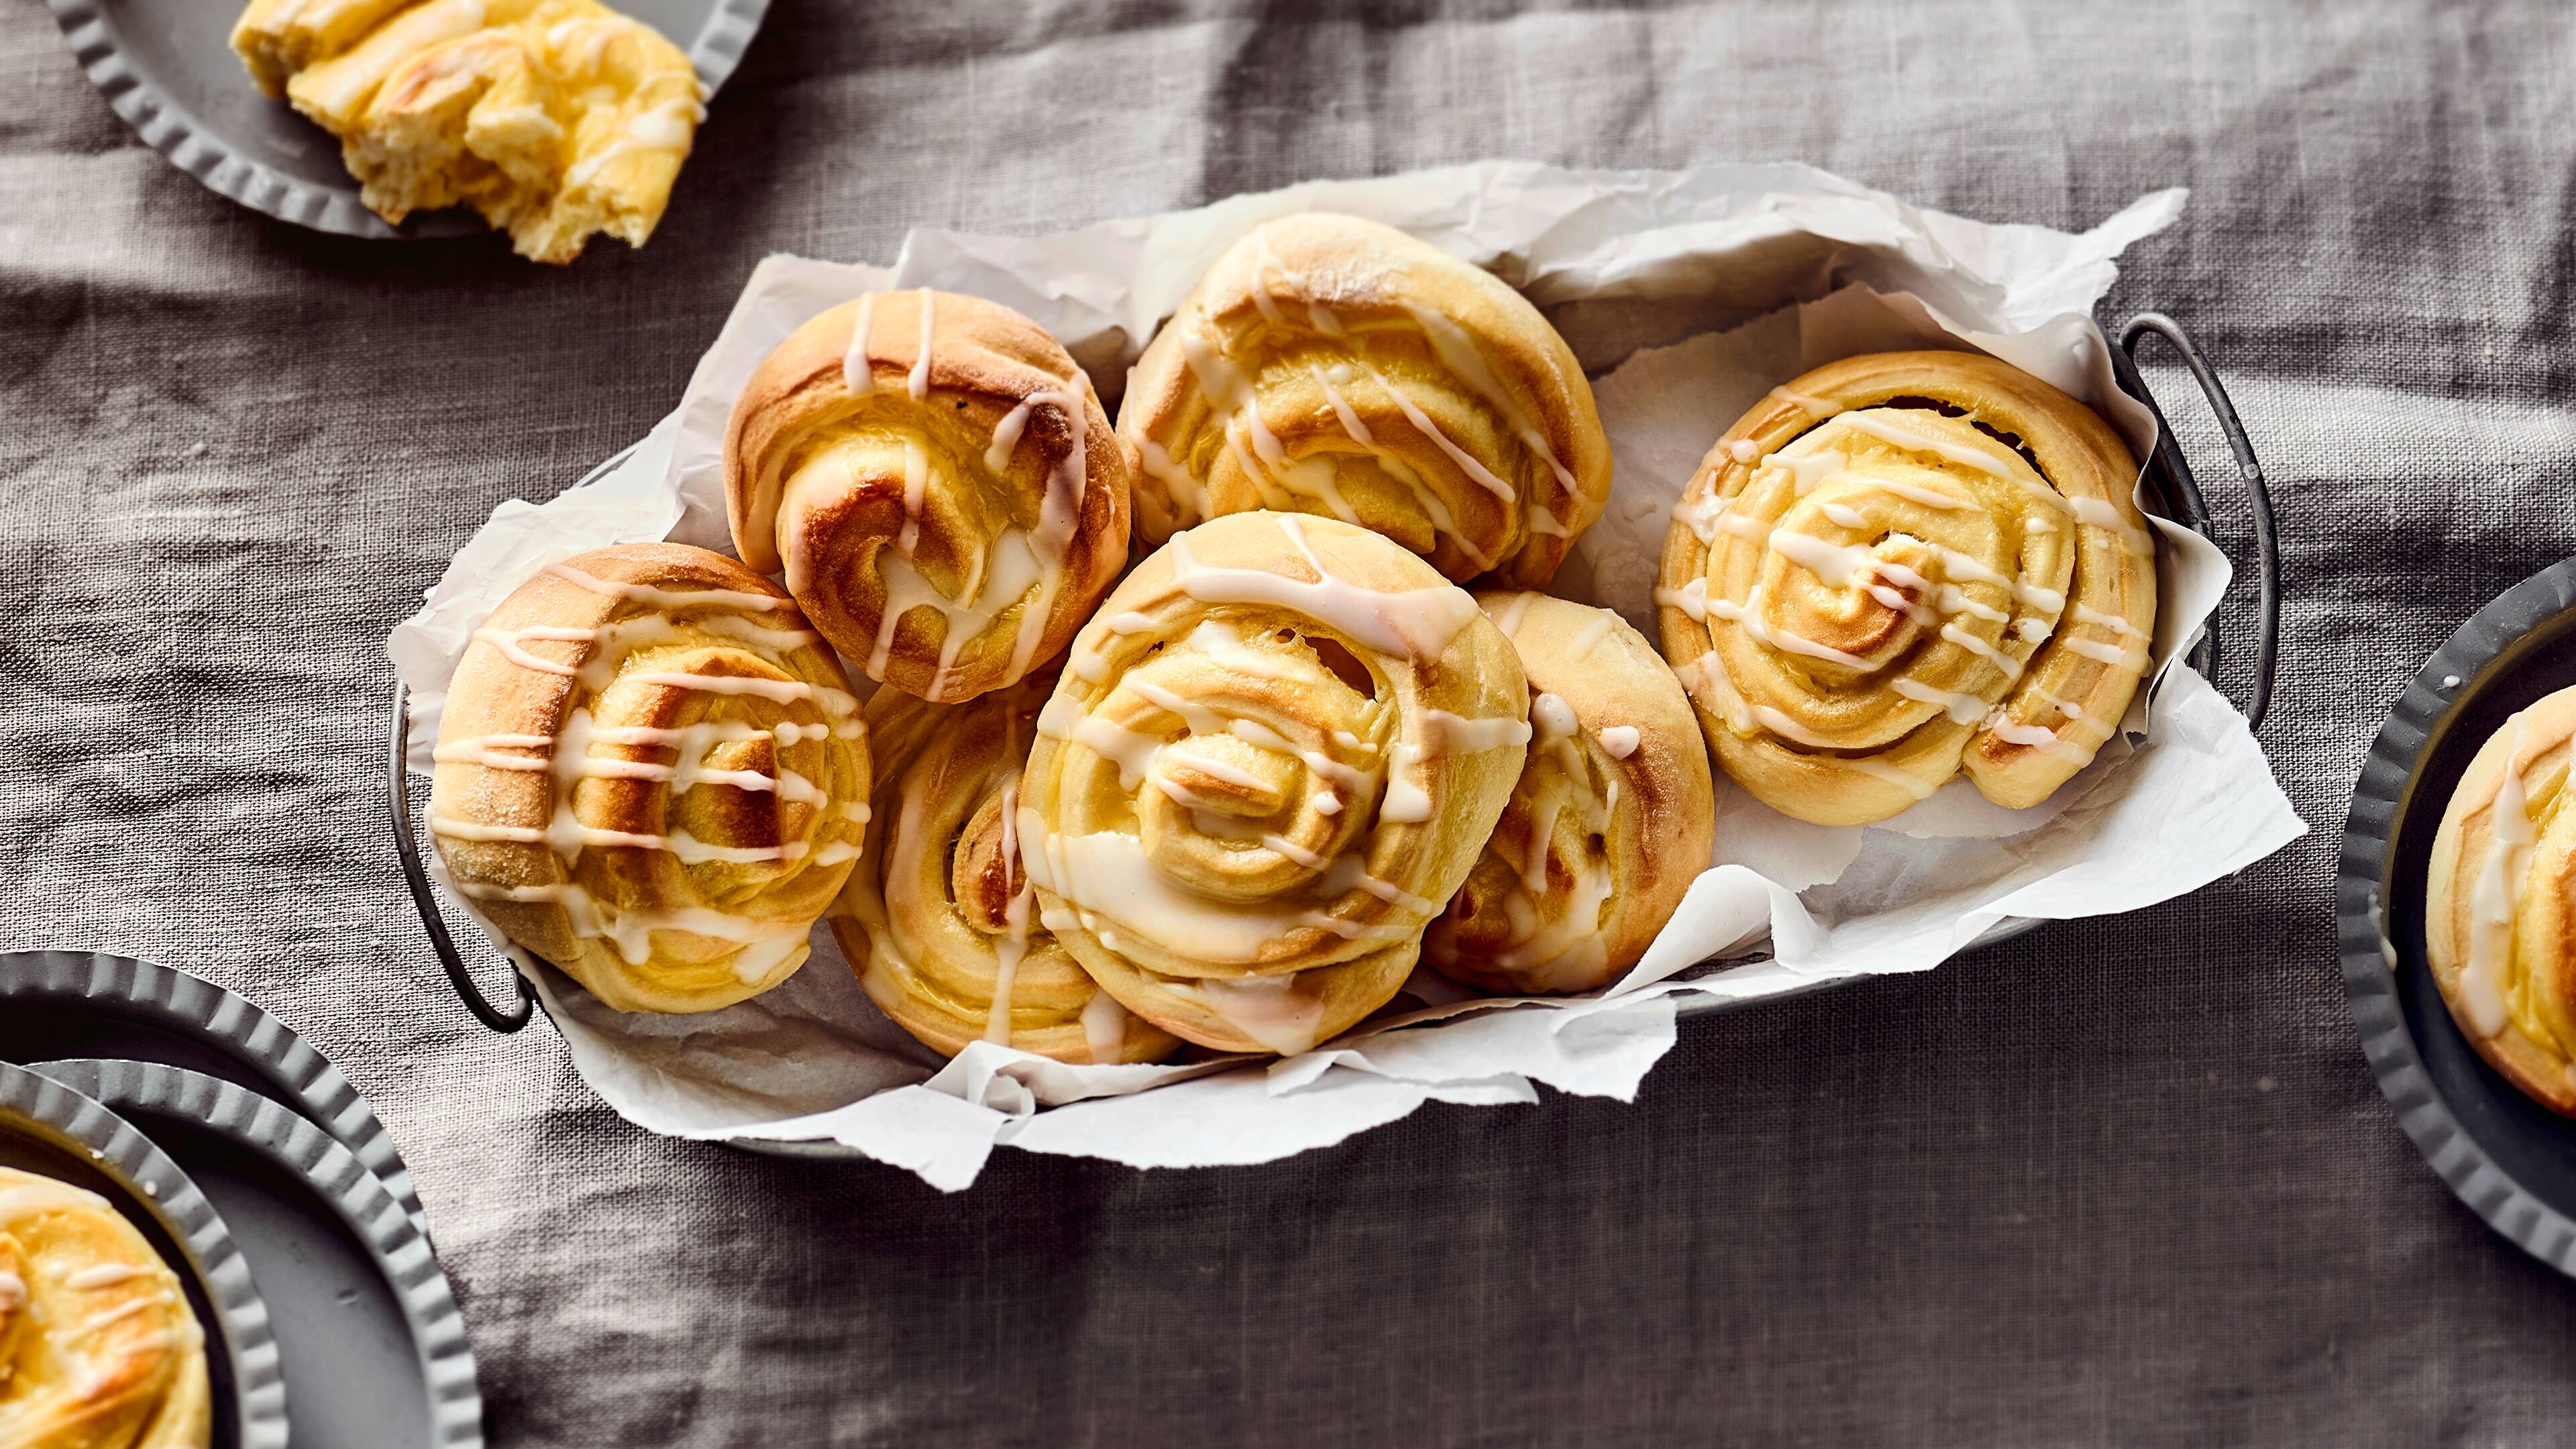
5 1 2573 1442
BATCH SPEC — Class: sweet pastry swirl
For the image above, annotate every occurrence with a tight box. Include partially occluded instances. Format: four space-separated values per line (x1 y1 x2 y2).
1118 213 1612 587
2426 688 2576 1115
727 289 1133 704
833 676 1181 1065
0 1167 210 1449
431 542 872 1014
1426 593 1715 996
1018 511 1529 1055
1657 350 2155 826
233 0 704 264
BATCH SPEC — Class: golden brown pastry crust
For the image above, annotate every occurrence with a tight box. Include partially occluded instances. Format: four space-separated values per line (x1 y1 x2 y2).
833 675 1181 1065
1118 213 1611 588
726 289 1134 704
1657 350 2154 826
233 0 702 264
430 542 871 1013
0 1167 211 1449
1426 593 1715 995
2425 686 2576 1116
1019 511 1527 1055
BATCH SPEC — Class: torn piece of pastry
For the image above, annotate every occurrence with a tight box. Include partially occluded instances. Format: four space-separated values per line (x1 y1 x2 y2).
231 0 705 263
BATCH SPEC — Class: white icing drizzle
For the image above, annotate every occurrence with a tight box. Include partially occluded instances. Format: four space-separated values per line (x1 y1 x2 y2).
2070 602 2145 639
1399 301 1581 497
429 812 810 865
70 1293 171 1340
1361 358 1517 505
1135 439 1210 529
1843 756 1939 800
1598 725 1640 759
1165 516 1481 663
1155 247 1585 566
1081 989 1129 1065
455 881 812 980
985 400 1032 474
2069 496 2157 556
545 561 796 613
443 578 863 978
1188 973 1325 1056
865 372 1092 698
0 1270 23 1311
1771 386 1846 419
1983 714 2061 749
1382 742 1432 821
896 437 929 555
908 287 935 400
1892 676 1992 724
1655 580 1872 669
2464 714 2536 1038
2060 637 2151 670
1450 684 1621 983
842 291 878 395
1022 824 1432 965
1727 438 1761 463
1423 709 1534 751
561 92 705 191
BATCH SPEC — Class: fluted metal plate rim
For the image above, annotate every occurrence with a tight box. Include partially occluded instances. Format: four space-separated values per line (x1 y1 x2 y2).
33 1059 486 1449
2338 556 2576 1277
0 949 425 1233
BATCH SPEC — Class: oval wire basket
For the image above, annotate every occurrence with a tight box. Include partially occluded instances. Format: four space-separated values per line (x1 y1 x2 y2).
386 310 2280 1148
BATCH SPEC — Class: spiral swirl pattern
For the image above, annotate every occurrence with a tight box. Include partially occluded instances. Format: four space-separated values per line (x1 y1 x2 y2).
833 676 1181 1065
1426 592 1714 996
727 288 1132 704
2426 686 2576 1116
1657 350 2155 826
431 542 872 1013
0 1167 210 1449
1118 213 1611 588
1018 511 1529 1055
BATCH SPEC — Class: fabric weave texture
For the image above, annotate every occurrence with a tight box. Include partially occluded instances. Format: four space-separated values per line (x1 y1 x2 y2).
2 1 2570 1444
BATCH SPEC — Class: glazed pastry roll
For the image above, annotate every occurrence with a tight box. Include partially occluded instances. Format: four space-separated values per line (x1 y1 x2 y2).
2426 686 2576 1115
727 289 1133 704
1426 593 1715 995
0 1167 211 1449
430 542 872 1013
1018 511 1529 1056
1658 350 2155 826
1118 213 1612 587
234 0 704 263
833 676 1181 1065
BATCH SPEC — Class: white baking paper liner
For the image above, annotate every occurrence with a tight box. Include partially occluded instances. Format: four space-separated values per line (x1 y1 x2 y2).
388 160 2304 1191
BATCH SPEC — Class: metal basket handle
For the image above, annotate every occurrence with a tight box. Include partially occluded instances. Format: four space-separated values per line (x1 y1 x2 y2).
388 683 537 1033
2113 311 2281 731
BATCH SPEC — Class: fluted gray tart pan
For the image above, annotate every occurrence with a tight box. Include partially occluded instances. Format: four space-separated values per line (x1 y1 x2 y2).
0 1061 289 1449
33 1059 484 1449
46 0 768 241
2341 558 2576 1277
0 949 424 1233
